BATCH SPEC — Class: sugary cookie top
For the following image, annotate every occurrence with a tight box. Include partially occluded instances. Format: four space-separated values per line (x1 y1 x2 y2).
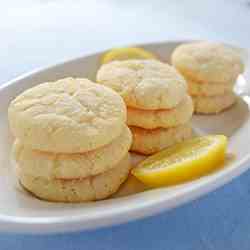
172 42 244 84
8 78 127 153
96 59 187 110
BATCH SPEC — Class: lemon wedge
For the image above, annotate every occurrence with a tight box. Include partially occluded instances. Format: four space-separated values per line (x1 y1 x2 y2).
132 135 228 187
101 47 157 64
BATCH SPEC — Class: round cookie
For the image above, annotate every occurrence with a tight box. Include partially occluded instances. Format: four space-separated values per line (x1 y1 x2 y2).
8 78 126 153
172 42 244 84
130 123 192 155
127 95 193 129
188 79 234 96
96 59 187 110
17 153 131 202
192 92 236 114
13 126 132 180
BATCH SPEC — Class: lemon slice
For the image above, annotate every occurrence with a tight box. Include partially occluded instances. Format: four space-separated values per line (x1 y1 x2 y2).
101 47 157 64
132 135 228 187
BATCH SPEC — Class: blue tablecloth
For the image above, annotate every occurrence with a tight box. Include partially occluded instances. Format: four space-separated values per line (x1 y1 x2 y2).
1 169 250 250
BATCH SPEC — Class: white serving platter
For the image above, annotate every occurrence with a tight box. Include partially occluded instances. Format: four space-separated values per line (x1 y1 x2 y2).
0 40 249 234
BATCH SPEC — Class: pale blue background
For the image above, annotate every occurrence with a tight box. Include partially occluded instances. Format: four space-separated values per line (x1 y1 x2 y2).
1 0 250 249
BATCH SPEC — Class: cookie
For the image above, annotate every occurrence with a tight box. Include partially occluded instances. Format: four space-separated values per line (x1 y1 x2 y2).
172 41 244 84
130 123 192 155
8 78 127 153
192 92 236 114
13 126 132 180
96 59 187 110
18 153 131 202
188 79 234 96
127 95 193 129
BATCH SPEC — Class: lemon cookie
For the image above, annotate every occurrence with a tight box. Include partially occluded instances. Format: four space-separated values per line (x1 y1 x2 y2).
192 92 236 114
96 59 187 110
130 123 192 155
127 95 193 129
188 79 234 96
18 153 131 202
172 41 244 84
172 42 244 114
8 78 126 153
13 126 132 180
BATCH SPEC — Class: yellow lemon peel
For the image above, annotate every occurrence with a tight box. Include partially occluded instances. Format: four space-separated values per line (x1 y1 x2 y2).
132 135 228 187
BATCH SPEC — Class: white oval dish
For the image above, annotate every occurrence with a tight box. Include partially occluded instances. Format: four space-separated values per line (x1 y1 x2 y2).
0 40 250 234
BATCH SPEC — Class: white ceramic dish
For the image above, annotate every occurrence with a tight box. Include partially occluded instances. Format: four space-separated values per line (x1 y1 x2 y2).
0 40 250 234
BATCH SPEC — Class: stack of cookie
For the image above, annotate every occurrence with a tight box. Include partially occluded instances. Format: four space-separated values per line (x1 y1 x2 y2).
97 59 193 155
172 42 244 114
8 78 132 202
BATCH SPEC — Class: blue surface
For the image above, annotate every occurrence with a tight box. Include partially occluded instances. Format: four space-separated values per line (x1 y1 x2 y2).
1 169 250 250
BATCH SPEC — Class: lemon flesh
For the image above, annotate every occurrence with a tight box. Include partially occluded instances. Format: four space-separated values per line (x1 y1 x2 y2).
101 47 157 64
132 135 228 187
